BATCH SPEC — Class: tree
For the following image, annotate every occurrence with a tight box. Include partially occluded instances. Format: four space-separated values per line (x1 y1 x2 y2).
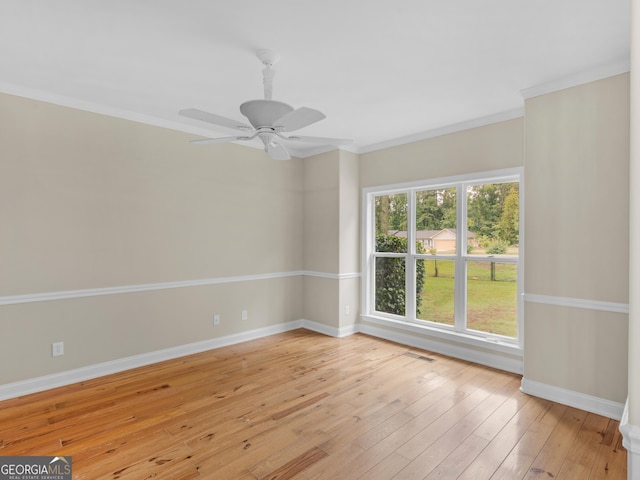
375 234 426 316
467 184 501 237
416 188 456 231
467 182 518 244
416 190 440 230
497 185 519 245
486 239 509 280
375 194 407 234
388 194 408 230
375 195 390 234
428 247 439 277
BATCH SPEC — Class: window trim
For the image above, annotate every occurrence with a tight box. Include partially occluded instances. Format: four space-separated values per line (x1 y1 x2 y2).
361 167 524 351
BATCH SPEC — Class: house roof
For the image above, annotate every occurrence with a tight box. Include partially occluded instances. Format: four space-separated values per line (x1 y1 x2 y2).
389 229 476 239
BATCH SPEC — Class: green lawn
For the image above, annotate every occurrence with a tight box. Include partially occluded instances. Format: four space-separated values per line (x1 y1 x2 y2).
418 259 518 337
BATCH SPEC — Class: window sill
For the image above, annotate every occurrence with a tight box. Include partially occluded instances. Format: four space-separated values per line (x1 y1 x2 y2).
360 314 523 357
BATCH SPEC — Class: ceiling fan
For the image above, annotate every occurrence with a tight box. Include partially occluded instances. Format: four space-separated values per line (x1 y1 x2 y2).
179 49 352 160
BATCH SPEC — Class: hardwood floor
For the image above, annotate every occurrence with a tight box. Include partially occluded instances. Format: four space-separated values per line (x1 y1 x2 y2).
0 330 627 479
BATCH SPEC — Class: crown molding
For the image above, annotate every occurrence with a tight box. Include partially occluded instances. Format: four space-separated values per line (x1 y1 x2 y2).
0 81 226 138
520 60 630 100
2 60 630 161
357 108 524 155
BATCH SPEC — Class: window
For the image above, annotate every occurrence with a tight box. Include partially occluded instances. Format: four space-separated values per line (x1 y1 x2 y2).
363 169 522 347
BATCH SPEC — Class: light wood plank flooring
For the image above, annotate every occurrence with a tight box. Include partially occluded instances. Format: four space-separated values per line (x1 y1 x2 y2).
0 330 627 479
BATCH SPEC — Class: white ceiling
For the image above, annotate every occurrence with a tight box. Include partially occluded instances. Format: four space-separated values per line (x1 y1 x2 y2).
0 0 630 158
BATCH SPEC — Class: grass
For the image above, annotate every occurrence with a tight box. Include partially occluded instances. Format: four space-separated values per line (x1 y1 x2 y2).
417 259 518 337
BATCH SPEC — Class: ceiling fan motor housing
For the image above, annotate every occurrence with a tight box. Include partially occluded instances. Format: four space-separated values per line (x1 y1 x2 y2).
239 100 293 128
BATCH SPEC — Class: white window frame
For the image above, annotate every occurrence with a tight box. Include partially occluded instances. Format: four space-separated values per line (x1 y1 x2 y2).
361 167 524 353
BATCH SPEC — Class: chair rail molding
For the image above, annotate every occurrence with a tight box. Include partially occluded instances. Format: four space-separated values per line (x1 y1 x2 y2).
523 293 629 314
0 270 361 306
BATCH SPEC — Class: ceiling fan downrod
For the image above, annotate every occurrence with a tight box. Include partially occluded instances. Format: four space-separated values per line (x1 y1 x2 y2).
256 49 280 101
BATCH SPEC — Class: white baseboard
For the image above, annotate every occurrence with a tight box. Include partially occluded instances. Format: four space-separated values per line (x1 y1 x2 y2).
302 319 358 338
0 320 304 401
620 399 640 479
5 319 624 426
0 319 363 401
520 378 625 420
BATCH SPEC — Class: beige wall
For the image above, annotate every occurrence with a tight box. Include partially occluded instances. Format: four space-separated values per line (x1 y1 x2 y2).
0 93 304 383
302 149 360 332
1 95 304 292
0 279 303 384
360 118 524 188
302 150 339 328
338 150 360 275
524 73 630 403
525 303 628 402
303 150 340 273
338 150 361 330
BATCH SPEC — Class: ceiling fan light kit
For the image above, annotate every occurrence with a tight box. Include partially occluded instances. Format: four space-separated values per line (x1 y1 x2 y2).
179 49 351 160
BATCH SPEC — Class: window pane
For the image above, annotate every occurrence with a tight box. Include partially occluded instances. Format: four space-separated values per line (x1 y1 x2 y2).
466 182 519 256
466 261 518 337
417 258 455 326
375 193 408 252
415 188 457 254
375 257 406 315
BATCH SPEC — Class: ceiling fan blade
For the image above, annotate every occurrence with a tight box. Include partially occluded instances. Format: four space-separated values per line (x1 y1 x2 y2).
286 135 353 145
179 108 252 132
268 142 291 161
190 136 246 145
274 107 326 132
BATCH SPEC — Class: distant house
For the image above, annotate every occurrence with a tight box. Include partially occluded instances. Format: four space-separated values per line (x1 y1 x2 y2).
388 228 476 253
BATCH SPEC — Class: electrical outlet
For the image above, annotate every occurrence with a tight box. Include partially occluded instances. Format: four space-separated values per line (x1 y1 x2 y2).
345 305 351 315
213 314 220 326
52 341 64 357
241 310 248 321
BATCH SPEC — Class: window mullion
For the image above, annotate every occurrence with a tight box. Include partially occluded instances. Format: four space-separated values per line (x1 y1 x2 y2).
406 189 417 320
364 192 375 315
454 183 466 332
